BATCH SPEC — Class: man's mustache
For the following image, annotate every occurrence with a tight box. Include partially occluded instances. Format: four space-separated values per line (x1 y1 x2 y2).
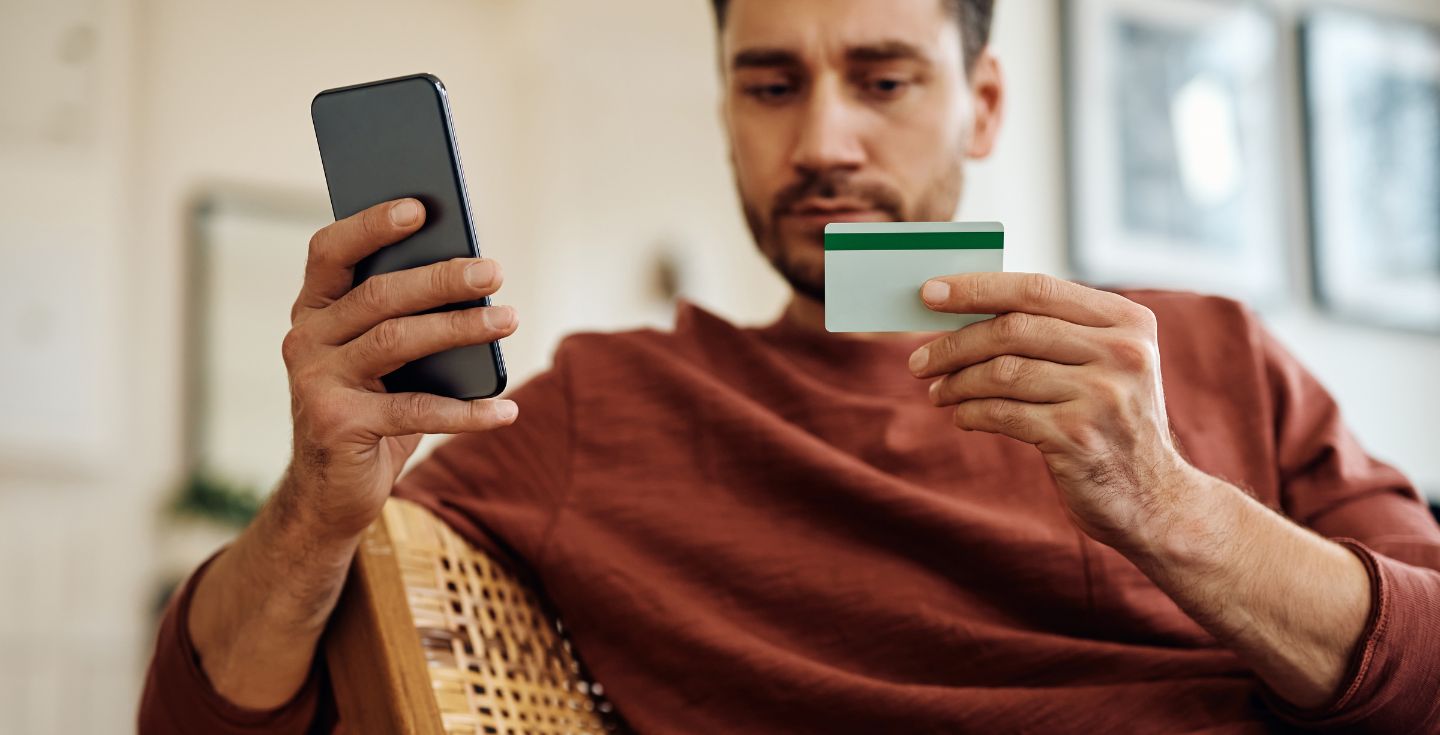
770 170 905 219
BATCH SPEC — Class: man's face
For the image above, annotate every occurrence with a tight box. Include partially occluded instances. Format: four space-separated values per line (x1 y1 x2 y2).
720 0 1001 302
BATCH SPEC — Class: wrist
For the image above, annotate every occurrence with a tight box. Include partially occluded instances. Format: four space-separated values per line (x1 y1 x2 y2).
273 460 381 546
1114 464 1245 575
234 480 362 632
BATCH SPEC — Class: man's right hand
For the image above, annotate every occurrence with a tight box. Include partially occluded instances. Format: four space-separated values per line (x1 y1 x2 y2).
181 197 518 713
281 196 520 542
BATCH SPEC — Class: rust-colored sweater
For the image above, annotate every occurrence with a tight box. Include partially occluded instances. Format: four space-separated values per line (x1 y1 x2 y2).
141 292 1440 733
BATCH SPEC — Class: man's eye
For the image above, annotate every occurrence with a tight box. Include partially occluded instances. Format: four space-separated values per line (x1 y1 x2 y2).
744 83 797 103
864 77 911 100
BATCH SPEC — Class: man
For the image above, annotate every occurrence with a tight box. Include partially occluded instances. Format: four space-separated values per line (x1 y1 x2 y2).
140 0 1440 732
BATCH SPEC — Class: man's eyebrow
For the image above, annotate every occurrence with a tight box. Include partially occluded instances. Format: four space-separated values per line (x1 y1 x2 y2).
846 40 931 64
731 47 802 70
730 41 933 70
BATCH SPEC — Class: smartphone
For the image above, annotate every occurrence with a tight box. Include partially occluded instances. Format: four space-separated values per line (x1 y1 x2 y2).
310 73 506 400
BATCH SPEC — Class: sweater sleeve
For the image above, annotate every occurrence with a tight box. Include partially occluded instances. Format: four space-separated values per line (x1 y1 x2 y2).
137 549 334 734
1251 319 1440 732
138 355 571 734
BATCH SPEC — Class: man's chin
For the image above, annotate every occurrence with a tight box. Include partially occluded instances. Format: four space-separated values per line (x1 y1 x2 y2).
772 249 826 303
784 274 825 304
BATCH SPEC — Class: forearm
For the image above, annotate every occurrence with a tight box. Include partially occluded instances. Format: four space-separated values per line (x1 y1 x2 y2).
188 469 361 710
1117 466 1371 709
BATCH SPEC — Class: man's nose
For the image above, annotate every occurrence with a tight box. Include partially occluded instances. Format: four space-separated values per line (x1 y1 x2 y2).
790 76 866 175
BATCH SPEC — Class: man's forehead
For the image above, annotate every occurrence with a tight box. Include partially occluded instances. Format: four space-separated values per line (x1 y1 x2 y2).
721 0 963 68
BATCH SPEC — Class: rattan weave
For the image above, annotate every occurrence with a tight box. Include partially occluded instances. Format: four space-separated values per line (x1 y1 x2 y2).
381 498 623 735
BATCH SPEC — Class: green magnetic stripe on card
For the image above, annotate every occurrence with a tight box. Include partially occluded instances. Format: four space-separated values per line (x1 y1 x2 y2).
824 232 1005 251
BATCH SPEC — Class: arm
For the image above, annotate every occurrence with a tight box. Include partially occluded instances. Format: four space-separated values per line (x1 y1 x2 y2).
908 273 1439 728
185 471 363 709
139 198 521 730
1104 467 1371 708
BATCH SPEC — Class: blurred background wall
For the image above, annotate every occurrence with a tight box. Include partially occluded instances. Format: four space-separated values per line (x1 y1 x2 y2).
0 0 1436 731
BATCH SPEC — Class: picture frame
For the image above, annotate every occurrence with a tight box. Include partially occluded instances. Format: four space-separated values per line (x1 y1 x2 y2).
180 186 331 514
1063 0 1288 303
1301 7 1440 334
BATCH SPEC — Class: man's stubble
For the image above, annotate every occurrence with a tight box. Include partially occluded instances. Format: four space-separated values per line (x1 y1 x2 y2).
737 154 967 304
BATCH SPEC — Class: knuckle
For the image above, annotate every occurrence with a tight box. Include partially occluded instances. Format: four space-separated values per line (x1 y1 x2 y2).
992 312 1030 345
434 260 461 295
383 392 428 430
991 355 1030 386
1057 413 1098 451
280 327 308 367
369 318 406 356
965 274 986 307
1000 409 1028 434
289 365 324 398
446 307 476 335
306 228 330 263
361 207 391 240
1088 377 1128 412
1107 337 1155 373
1022 273 1057 304
1131 304 1158 329
984 401 1021 432
355 276 391 315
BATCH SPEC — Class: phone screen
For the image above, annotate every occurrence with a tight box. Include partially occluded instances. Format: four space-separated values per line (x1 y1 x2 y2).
311 74 506 399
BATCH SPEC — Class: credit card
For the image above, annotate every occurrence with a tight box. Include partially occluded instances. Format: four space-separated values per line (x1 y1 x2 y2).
824 221 1005 333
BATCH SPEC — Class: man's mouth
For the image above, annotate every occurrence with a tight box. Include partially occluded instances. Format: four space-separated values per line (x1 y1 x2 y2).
780 200 894 227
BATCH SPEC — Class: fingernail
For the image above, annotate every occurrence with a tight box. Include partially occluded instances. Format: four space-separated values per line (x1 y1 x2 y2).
466 260 495 288
922 280 950 305
908 346 929 374
495 400 517 420
929 379 942 401
484 305 515 329
390 199 420 226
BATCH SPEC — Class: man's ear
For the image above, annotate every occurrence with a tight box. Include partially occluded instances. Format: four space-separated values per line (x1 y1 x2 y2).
965 50 1004 159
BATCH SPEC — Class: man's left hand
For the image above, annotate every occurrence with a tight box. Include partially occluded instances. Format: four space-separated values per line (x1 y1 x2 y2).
907 272 1200 551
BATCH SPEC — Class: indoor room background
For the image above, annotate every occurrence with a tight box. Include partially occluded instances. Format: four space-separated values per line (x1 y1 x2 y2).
1 0 1437 731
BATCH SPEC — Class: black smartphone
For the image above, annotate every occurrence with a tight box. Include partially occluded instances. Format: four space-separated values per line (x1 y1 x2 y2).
310 73 506 400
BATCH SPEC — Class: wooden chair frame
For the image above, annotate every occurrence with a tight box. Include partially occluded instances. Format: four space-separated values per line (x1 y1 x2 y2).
324 498 624 734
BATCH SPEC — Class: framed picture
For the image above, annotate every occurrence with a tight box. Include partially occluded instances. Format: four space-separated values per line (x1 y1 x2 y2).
1063 0 1287 303
1301 8 1440 333
180 187 331 517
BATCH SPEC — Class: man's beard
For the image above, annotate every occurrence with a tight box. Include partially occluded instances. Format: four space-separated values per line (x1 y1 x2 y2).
740 166 959 304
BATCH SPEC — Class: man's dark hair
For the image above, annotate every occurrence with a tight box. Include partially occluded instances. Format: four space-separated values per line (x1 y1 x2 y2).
709 0 996 71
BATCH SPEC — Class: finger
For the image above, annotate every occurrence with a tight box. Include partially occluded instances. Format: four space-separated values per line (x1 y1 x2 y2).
920 272 1141 328
951 398 1052 446
306 256 503 345
294 198 427 317
337 304 517 380
362 393 519 437
929 355 1082 406
909 312 1103 379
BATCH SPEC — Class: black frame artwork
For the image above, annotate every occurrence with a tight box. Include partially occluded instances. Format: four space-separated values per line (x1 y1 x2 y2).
1063 0 1288 304
1300 7 1440 334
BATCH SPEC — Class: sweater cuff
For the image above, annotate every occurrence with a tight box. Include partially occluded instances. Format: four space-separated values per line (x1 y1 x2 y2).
1261 538 1440 731
137 548 324 734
